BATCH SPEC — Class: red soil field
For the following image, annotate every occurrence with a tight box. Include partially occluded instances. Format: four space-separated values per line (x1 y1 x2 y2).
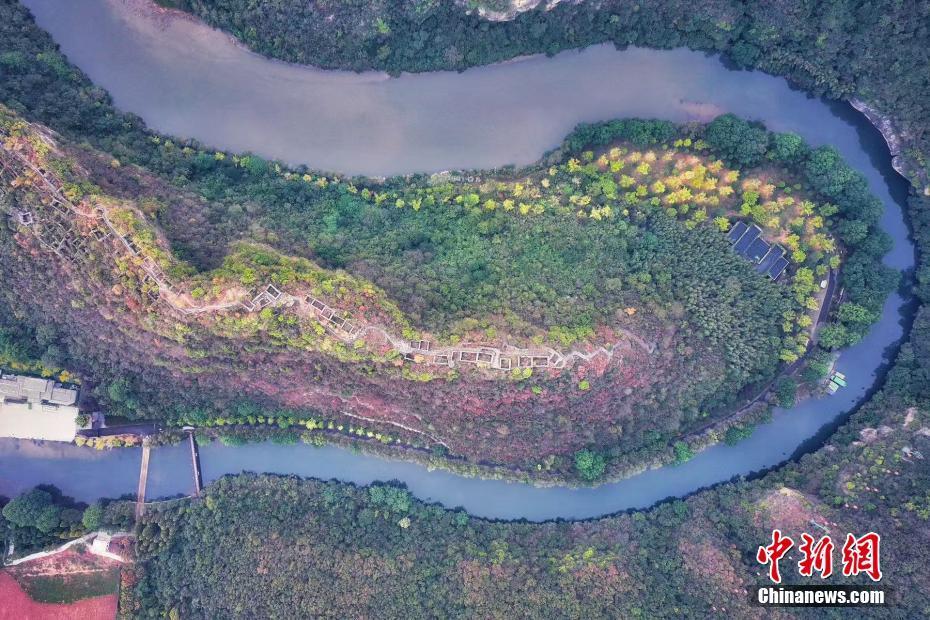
0 571 117 620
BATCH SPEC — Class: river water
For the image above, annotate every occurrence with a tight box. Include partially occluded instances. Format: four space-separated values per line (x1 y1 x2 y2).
0 0 915 520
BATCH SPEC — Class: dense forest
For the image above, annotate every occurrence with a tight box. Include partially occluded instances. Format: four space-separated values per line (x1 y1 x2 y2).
0 106 830 477
126 278 930 616
0 0 895 479
109 180 930 620
0 486 134 558
128 379 930 619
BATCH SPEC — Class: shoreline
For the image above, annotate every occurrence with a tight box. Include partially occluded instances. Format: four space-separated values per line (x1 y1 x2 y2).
6 0 919 514
850 98 926 191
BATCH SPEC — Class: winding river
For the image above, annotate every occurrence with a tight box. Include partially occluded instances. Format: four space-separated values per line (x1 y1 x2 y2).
0 0 915 521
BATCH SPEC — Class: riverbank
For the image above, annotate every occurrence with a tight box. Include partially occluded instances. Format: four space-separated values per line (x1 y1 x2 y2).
4 102 881 479
124 392 771 489
850 99 928 193
0 298 908 523
0 0 915 520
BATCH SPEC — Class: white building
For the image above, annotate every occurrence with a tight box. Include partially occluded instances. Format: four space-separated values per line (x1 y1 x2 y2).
0 372 80 442
91 532 112 554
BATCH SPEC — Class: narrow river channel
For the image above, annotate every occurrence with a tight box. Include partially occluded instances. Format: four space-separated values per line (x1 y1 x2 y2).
0 0 916 521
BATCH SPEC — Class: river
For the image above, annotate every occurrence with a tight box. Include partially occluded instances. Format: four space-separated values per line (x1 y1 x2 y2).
0 0 915 521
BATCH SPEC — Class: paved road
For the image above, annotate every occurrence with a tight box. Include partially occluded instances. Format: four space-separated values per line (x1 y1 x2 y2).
78 422 161 438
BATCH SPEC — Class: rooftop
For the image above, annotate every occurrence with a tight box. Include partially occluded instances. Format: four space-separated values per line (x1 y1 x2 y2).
0 399 79 442
0 372 79 442
0 372 77 406
726 221 791 281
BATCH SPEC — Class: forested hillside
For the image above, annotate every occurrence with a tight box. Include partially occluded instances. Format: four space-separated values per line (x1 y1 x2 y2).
0 0 895 479
127 268 930 616
4 104 884 477
129 366 930 620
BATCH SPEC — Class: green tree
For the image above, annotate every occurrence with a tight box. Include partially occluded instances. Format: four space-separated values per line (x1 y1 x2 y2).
107 378 132 403
770 132 809 164
723 425 754 446
838 219 869 245
705 114 769 167
2 489 61 533
837 302 876 326
574 449 606 482
82 502 104 530
672 441 694 465
219 434 246 446
818 323 850 350
774 377 798 408
802 350 833 383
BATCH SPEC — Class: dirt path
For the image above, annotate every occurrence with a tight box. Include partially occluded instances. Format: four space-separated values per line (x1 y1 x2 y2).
2 131 656 378
5 533 131 568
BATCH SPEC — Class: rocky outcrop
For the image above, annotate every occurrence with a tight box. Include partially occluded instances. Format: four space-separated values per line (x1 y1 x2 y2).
850 98 929 194
456 0 580 22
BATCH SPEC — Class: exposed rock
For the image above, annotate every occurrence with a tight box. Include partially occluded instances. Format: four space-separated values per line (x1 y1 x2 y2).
755 487 826 535
457 0 578 22
859 427 879 443
850 98 927 192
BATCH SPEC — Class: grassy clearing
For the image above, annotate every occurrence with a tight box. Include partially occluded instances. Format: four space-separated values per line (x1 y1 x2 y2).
15 568 120 604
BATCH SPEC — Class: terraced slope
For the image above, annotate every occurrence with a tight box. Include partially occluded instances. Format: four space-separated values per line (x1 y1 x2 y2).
1 102 891 478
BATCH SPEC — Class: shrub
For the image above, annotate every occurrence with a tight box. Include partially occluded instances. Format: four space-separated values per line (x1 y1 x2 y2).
673 441 694 465
82 502 104 530
723 425 754 446
218 434 246 446
774 377 798 408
